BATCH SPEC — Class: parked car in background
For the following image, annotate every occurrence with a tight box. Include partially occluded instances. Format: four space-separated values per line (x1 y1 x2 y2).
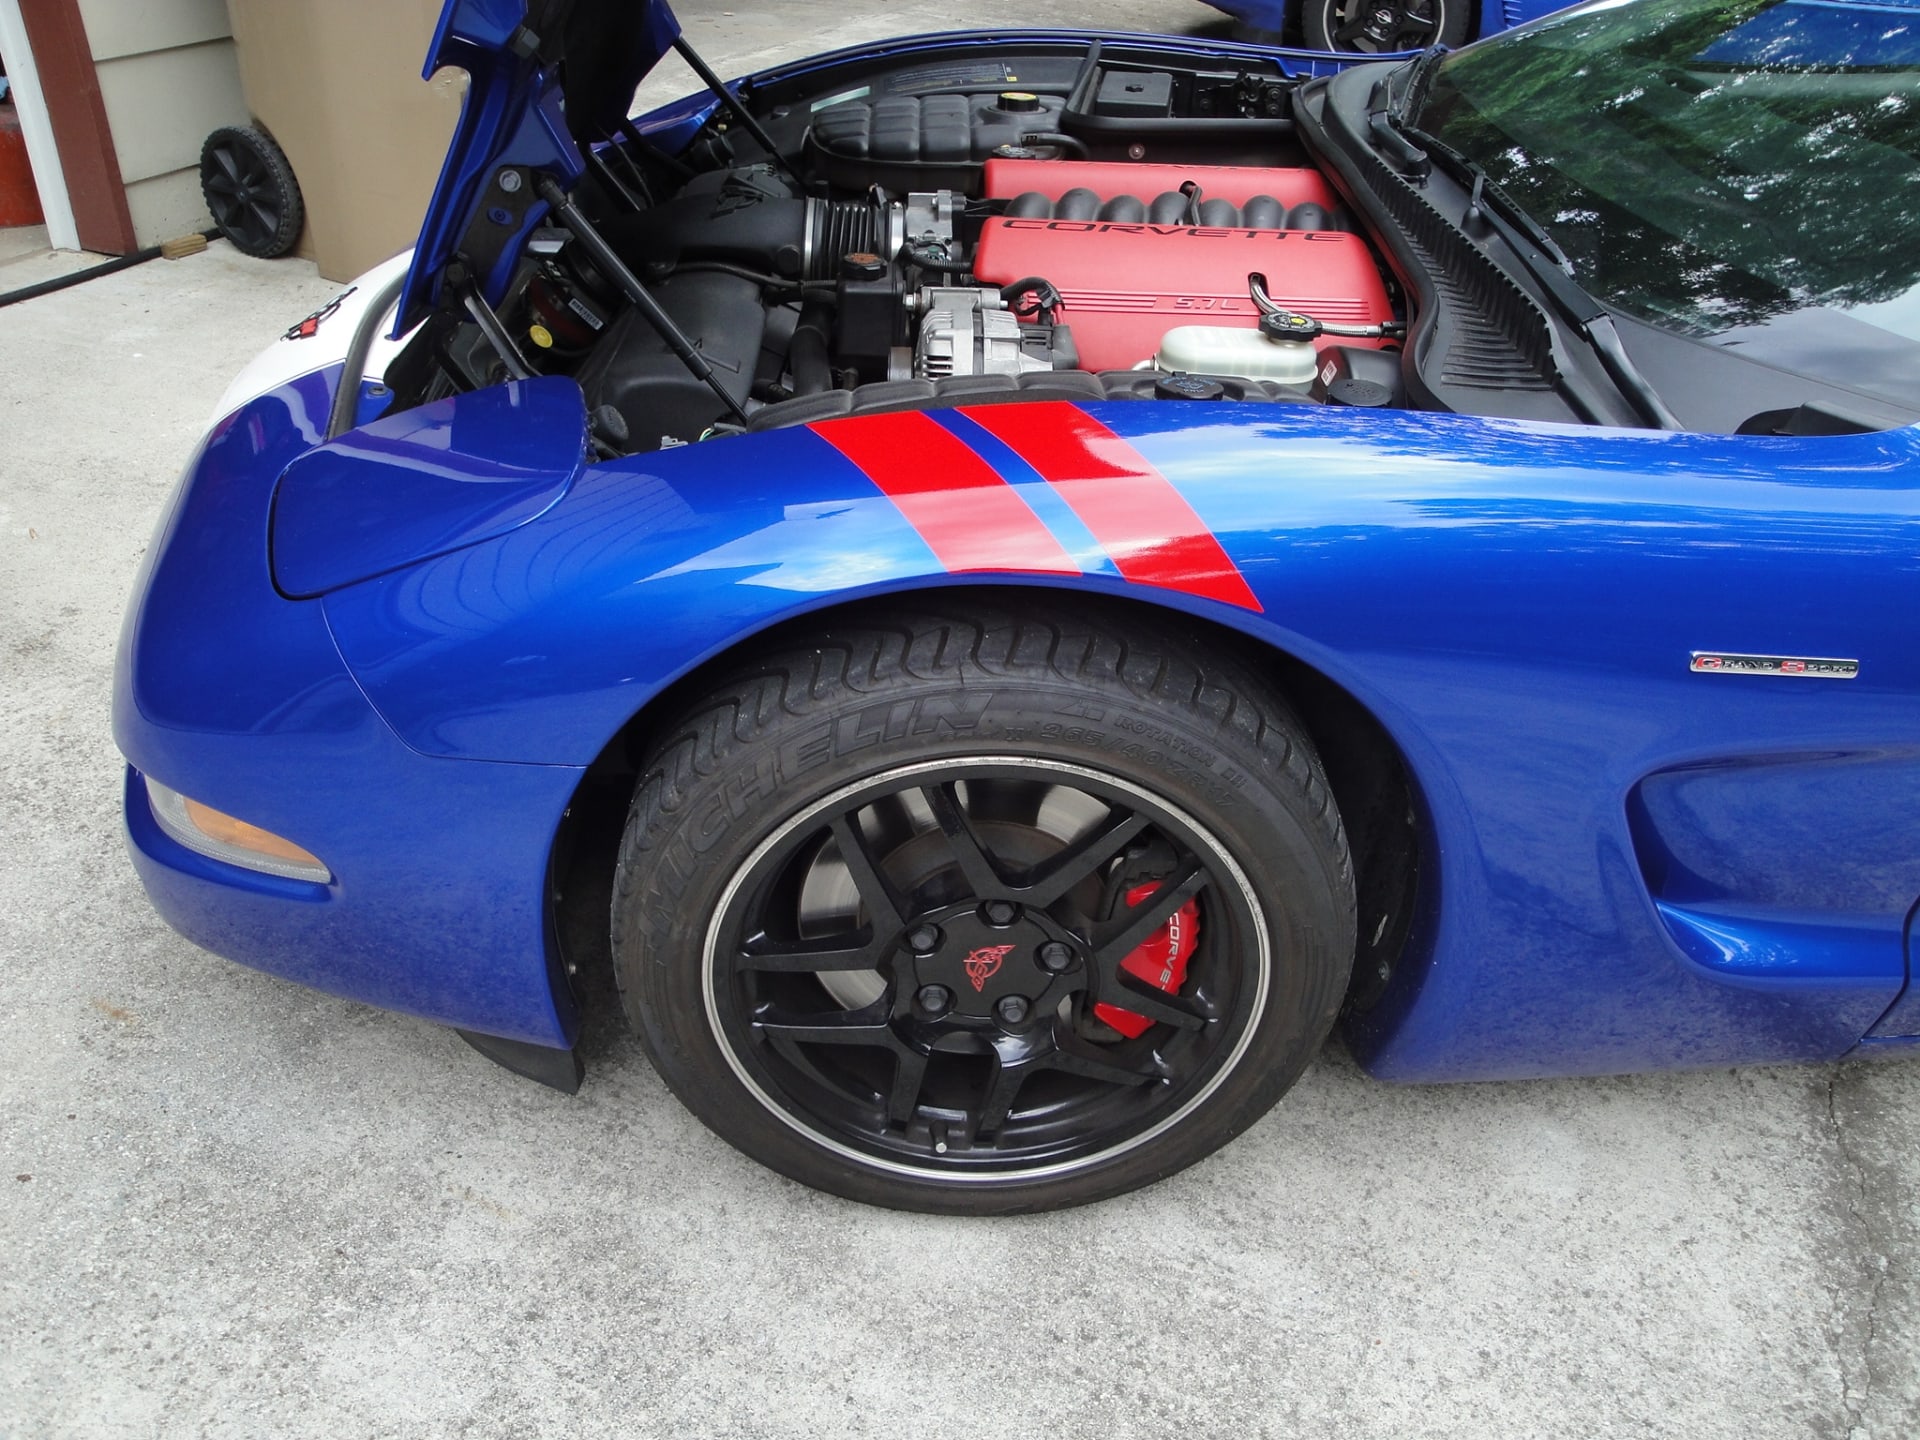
1205 0 1572 51
117 0 1920 1213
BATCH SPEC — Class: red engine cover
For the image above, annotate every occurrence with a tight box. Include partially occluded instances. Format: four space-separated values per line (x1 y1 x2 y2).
973 160 1394 373
983 157 1340 210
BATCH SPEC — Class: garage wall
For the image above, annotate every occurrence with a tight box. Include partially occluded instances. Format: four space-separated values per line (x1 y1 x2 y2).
75 0 248 245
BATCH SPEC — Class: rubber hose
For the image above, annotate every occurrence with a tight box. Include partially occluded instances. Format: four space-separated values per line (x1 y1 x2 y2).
789 300 835 396
1021 132 1091 159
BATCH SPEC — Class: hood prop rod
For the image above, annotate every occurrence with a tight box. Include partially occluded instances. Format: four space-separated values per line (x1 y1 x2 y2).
459 280 536 382
671 37 801 186
537 177 752 427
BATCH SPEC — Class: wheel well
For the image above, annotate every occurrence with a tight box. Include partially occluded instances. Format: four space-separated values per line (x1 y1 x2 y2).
548 586 1422 1018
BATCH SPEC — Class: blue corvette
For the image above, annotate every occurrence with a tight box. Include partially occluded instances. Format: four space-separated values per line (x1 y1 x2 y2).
116 0 1920 1212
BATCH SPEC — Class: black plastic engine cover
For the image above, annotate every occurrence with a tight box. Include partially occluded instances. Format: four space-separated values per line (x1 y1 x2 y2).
575 272 766 448
601 166 808 273
807 92 1070 193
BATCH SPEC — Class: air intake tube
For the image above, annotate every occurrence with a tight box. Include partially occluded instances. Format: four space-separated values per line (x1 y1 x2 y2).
803 197 904 280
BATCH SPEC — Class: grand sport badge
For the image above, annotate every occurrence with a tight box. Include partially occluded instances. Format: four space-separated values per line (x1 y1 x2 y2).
1690 652 1859 679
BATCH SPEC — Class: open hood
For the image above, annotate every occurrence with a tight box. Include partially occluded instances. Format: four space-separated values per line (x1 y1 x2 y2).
397 0 683 332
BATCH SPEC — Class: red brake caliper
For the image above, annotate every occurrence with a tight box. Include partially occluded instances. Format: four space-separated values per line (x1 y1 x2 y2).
1093 882 1200 1039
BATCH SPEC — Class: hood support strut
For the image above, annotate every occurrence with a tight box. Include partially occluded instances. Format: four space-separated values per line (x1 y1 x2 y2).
536 176 752 427
672 35 800 186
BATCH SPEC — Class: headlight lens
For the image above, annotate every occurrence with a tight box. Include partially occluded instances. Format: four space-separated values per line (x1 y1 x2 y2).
145 777 332 883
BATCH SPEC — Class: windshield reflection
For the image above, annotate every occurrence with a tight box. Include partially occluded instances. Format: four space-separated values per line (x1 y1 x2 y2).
1418 0 1920 347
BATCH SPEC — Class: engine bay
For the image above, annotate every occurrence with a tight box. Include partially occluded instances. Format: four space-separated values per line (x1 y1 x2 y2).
388 41 1415 455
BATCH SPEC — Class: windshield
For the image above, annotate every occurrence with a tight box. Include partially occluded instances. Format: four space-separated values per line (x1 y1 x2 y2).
1416 0 1920 345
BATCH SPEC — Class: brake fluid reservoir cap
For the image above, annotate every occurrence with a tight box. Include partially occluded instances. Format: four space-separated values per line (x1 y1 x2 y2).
1155 374 1226 401
997 91 1042 112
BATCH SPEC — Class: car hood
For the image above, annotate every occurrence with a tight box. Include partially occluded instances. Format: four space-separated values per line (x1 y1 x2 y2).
398 0 683 332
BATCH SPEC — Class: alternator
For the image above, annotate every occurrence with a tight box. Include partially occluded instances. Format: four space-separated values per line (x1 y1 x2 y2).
912 287 1060 380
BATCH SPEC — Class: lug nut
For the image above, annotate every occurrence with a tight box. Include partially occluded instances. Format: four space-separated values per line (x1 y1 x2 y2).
982 900 1020 927
906 924 943 954
995 994 1030 1025
1037 941 1075 973
916 984 954 1017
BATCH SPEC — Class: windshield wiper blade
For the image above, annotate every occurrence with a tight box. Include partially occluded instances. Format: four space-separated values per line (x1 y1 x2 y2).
1388 45 1449 123
1401 125 1683 431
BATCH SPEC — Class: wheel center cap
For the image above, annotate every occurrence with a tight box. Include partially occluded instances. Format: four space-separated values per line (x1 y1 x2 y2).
908 904 1065 1019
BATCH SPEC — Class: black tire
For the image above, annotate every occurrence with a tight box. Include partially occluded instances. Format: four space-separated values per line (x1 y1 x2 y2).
611 602 1356 1214
1304 0 1472 53
199 125 303 259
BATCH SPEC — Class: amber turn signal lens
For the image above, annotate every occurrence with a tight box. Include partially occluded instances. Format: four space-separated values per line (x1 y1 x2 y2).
180 796 322 865
145 777 332 883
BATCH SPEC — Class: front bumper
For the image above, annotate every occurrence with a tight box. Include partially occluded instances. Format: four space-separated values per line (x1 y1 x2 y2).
114 367 582 1048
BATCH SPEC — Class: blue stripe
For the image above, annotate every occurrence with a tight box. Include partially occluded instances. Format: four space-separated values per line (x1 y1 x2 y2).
930 409 1122 579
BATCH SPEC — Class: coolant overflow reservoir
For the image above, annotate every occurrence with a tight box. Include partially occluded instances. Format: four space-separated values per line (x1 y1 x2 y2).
1148 325 1318 387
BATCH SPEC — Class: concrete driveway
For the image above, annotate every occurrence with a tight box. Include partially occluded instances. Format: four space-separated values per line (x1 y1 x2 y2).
3 3 1916 1435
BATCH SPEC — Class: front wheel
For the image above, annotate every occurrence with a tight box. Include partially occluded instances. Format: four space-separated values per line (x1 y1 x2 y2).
1303 0 1472 53
612 604 1355 1213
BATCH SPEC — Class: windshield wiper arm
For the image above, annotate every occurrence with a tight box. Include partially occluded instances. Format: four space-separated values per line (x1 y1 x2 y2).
1401 125 1683 431
1367 48 1450 179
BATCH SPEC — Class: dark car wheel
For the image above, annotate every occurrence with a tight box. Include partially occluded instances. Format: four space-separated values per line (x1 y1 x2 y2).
199 125 303 259
1304 0 1471 52
612 603 1356 1213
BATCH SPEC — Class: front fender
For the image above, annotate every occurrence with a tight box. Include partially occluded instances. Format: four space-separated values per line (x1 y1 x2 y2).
321 398 1920 1081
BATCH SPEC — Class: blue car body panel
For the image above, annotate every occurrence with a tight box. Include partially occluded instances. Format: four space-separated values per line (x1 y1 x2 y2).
113 5 1920 1083
114 371 579 1048
271 376 590 598
175 379 1920 1079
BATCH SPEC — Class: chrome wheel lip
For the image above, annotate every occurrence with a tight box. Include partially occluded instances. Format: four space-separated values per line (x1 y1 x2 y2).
700 755 1272 1187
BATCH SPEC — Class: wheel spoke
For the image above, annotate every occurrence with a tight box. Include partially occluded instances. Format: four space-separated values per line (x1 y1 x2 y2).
738 929 883 973
1095 862 1208 966
754 1001 898 1049
1088 862 1212 1033
213 146 242 182
887 1048 929 1125
1047 1027 1159 1088
1015 809 1151 908
921 783 1004 897
1097 978 1209 1032
977 1042 1040 1135
827 814 908 934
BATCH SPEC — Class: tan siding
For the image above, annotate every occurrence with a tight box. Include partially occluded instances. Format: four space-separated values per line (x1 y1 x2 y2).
94 38 249 186
122 167 214 246
76 0 232 63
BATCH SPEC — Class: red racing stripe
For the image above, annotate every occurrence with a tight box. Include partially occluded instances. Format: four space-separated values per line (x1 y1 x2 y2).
962 404 1262 612
809 411 1079 575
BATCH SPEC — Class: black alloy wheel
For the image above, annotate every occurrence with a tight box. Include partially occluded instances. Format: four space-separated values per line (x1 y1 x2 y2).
612 603 1356 1213
1304 0 1471 53
199 125 304 259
